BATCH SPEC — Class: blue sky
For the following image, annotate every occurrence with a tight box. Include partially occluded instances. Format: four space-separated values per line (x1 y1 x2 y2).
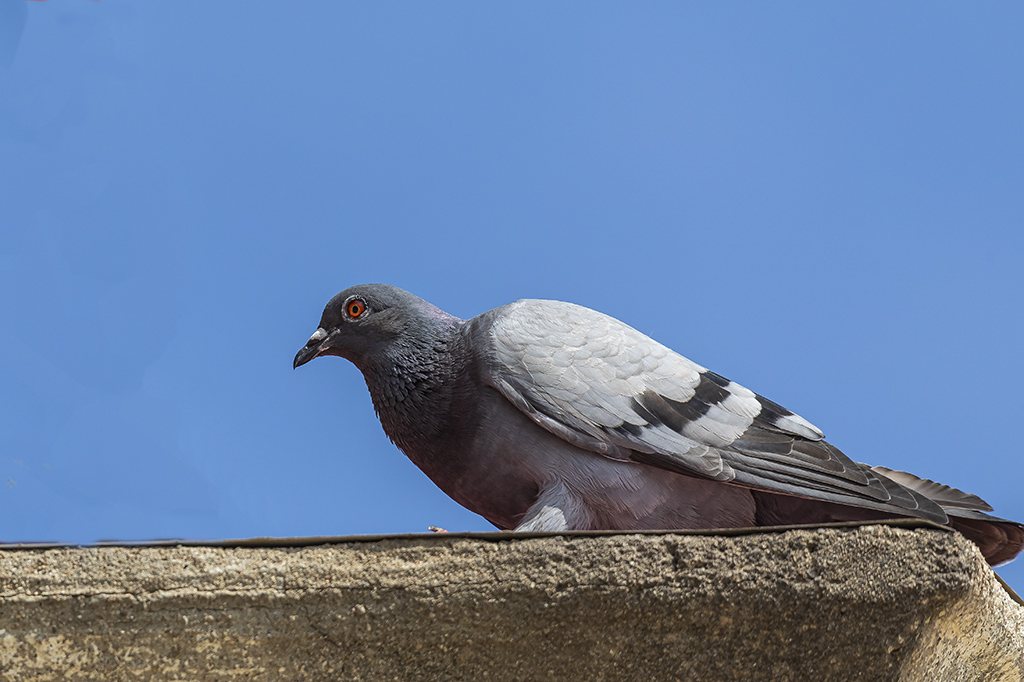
1 2 1022 591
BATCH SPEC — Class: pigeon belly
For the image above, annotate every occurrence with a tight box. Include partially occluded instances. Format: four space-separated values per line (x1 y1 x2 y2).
431 385 759 531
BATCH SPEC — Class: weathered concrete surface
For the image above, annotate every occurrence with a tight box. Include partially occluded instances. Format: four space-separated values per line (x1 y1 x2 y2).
0 525 1021 681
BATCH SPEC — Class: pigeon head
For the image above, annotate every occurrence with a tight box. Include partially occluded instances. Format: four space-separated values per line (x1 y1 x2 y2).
293 284 460 371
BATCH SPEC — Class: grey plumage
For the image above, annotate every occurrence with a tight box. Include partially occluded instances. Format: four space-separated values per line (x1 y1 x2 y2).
294 284 1023 566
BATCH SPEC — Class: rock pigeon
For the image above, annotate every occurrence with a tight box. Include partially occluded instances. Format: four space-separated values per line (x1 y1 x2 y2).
294 284 1023 566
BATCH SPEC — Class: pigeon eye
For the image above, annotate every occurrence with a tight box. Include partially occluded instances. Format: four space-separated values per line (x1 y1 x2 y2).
347 299 366 318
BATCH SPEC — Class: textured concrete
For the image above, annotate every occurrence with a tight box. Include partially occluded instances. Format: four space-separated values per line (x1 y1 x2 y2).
0 524 1021 681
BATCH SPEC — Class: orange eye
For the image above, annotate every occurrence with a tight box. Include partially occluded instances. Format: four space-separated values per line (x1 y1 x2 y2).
347 299 366 318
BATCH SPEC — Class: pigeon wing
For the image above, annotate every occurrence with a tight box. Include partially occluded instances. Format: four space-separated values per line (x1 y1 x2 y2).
482 299 947 524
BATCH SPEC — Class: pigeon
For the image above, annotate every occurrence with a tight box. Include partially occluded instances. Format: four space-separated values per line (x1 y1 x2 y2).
294 284 1023 566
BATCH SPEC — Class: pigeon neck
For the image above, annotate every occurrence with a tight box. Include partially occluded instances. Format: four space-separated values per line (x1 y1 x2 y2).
361 320 471 456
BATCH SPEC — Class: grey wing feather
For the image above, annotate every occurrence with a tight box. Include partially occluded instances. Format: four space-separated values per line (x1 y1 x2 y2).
482 299 948 524
869 466 992 512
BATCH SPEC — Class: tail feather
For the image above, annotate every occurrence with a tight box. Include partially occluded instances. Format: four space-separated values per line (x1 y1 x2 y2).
946 513 1024 567
869 465 1023 566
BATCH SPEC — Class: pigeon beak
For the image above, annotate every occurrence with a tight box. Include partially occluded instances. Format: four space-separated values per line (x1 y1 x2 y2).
293 327 331 369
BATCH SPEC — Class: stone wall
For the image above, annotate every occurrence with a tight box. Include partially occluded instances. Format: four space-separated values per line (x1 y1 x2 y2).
1 523 1021 681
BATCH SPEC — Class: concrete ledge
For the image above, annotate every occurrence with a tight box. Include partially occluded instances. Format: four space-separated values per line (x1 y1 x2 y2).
1 524 1022 681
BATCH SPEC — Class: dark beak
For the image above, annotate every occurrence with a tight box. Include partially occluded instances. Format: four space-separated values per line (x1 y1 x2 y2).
293 327 330 369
